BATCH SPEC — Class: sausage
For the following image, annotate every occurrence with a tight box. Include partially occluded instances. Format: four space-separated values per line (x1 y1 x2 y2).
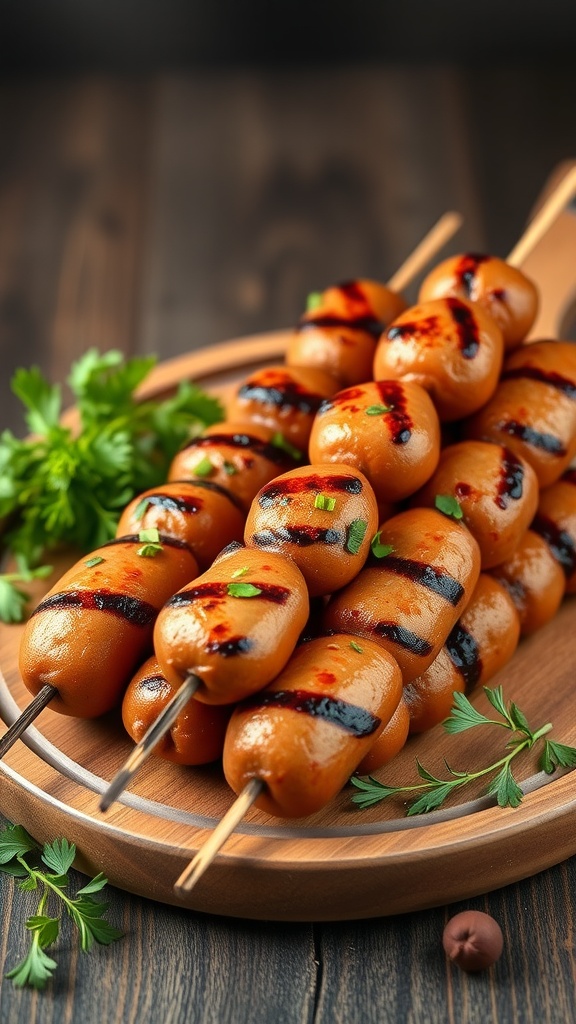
355 696 410 774
122 656 231 765
465 340 576 488
223 634 403 818
531 469 576 593
167 421 300 513
490 529 565 635
226 364 339 453
403 574 520 733
153 545 309 705
286 278 407 387
308 380 441 507
410 440 539 569
417 253 539 350
116 479 245 572
322 507 481 682
244 463 379 598
18 535 199 718
373 297 504 421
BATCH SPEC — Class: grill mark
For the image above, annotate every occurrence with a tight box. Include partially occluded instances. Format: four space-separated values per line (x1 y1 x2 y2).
497 420 566 456
445 623 482 691
501 366 576 400
251 526 343 548
447 297 481 359
258 473 362 507
167 478 244 512
381 555 465 606
376 380 412 444
205 635 254 657
103 533 191 552
372 621 433 656
167 581 291 606
238 379 325 416
181 432 296 467
496 447 524 509
299 314 385 339
137 674 170 696
532 513 576 577
387 315 439 343
32 589 157 626
454 253 490 297
136 493 204 516
238 688 381 738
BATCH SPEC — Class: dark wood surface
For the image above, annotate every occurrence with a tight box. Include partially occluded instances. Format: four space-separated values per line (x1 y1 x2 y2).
1 67 576 1022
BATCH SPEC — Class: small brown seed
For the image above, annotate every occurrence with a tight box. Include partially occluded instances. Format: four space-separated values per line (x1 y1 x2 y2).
442 910 503 972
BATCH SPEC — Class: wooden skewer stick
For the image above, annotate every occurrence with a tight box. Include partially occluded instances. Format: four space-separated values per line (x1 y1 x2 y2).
507 167 576 267
0 684 57 759
99 672 201 812
386 211 463 293
174 777 265 896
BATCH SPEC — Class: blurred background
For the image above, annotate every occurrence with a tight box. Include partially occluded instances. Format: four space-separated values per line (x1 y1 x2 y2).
1 0 576 431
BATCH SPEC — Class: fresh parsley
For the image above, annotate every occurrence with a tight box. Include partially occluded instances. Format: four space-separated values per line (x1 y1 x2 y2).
345 519 368 555
370 531 394 559
0 350 223 621
270 432 303 462
435 494 463 520
0 823 122 990
136 528 163 558
351 685 576 813
365 404 392 416
226 582 263 598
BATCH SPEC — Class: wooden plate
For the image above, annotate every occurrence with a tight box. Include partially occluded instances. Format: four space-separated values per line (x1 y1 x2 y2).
2 333 576 923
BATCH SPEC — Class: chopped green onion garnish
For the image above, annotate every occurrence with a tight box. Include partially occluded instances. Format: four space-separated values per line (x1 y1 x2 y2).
314 493 336 512
227 583 263 598
365 404 392 416
371 532 394 559
345 519 368 554
194 456 214 477
435 494 463 520
84 556 105 568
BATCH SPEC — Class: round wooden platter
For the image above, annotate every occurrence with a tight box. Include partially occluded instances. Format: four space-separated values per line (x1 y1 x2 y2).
2 333 576 923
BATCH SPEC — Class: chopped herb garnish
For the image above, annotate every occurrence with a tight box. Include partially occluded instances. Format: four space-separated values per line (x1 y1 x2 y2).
193 456 214 478
223 460 238 476
365 404 392 416
350 641 364 654
84 556 104 568
137 528 163 557
370 531 394 559
230 566 250 579
227 582 263 598
314 493 336 512
133 497 150 520
435 494 463 520
271 432 303 461
0 560 53 624
306 291 323 312
345 519 368 554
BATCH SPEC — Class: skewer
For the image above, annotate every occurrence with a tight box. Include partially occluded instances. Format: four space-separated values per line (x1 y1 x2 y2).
0 684 57 759
507 166 576 266
99 672 201 812
174 778 264 896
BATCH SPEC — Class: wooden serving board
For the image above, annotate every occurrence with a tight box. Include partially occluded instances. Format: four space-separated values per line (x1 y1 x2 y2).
3 161 576 922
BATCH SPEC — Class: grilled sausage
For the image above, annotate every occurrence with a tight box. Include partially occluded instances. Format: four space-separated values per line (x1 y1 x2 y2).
355 696 410 773
122 656 231 765
153 545 309 705
465 340 576 488
116 480 245 572
226 364 339 453
490 529 565 635
323 507 481 682
167 421 300 513
418 253 539 350
286 278 407 387
531 469 576 593
308 380 441 507
410 440 539 569
403 573 520 733
223 633 403 817
373 297 504 421
18 535 199 718
244 464 379 598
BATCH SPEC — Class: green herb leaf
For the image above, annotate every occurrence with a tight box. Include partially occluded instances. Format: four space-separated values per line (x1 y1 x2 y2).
442 691 493 734
314 493 336 511
227 583 262 598
350 776 403 809
223 460 238 476
345 519 368 555
193 456 214 477
485 763 524 808
270 432 303 461
0 824 39 865
84 556 104 568
349 641 363 654
230 566 250 579
5 942 58 990
407 784 456 816
137 527 163 557
365 404 391 416
370 531 394 559
306 291 323 312
540 739 576 774
41 838 76 876
434 494 463 520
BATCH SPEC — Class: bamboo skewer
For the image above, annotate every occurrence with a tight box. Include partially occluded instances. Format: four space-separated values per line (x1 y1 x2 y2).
507 166 576 266
0 685 57 760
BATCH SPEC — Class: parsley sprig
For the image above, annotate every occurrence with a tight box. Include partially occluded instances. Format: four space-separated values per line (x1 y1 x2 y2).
0 349 223 621
0 823 122 989
351 686 576 813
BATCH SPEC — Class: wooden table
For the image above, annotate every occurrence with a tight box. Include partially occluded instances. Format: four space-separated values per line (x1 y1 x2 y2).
1 68 576 1023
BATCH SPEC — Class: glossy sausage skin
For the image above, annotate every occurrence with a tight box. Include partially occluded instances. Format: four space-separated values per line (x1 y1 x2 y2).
18 535 199 718
122 656 231 765
404 574 520 733
223 634 402 818
323 507 481 682
244 464 379 598
355 696 410 774
286 278 407 387
116 479 245 572
532 469 576 593
167 421 299 513
153 545 309 705
411 440 539 569
373 297 504 421
308 380 441 507
490 529 565 635
226 364 339 454
465 340 576 488
418 254 539 350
